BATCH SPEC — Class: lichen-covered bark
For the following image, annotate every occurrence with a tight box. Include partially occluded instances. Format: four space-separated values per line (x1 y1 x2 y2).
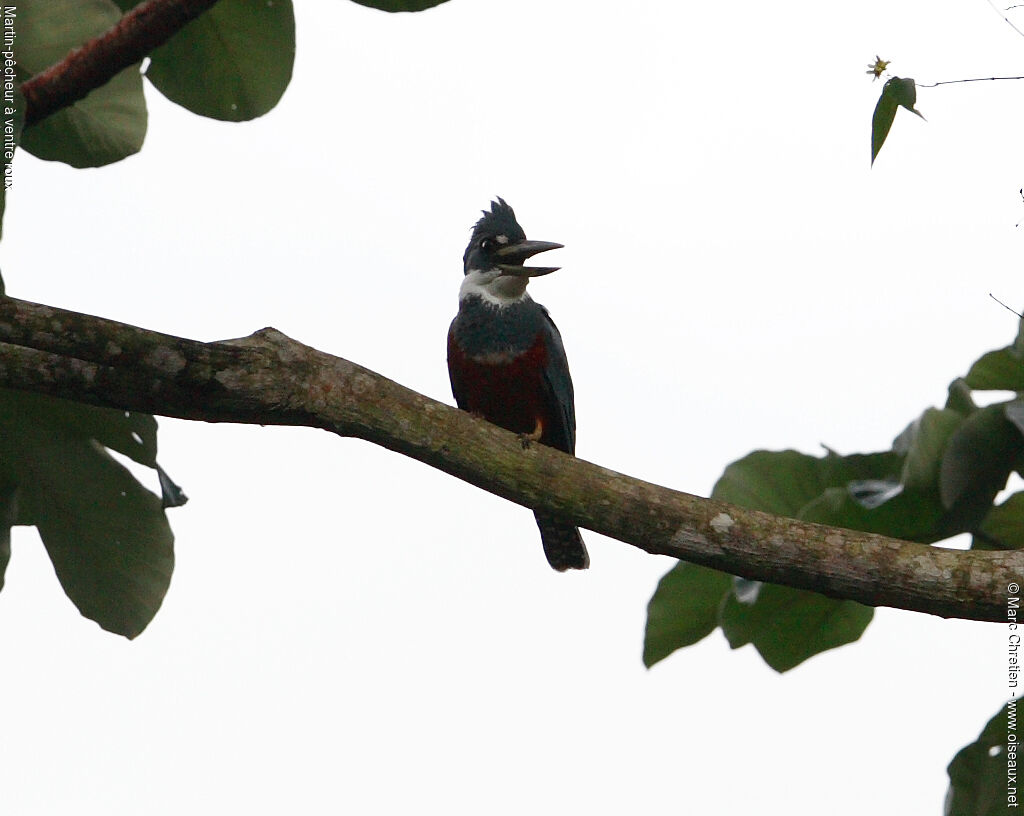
0 295 1017 622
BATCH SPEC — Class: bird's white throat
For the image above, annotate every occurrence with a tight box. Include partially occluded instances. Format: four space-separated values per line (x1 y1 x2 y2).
459 268 532 307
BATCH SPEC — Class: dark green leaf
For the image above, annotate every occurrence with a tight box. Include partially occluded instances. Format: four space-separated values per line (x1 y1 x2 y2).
0 391 173 638
887 77 924 118
966 350 1024 391
800 406 1010 543
18 0 146 167
946 378 978 417
871 90 897 165
711 448 902 518
712 449 824 516
1 390 157 467
976 492 1024 550
719 583 873 673
939 403 1022 528
901 408 963 493
946 703 1014 816
699 447 896 668
800 483 946 542
964 319 1024 391
142 0 295 121
871 77 924 165
643 562 731 667
349 0 450 11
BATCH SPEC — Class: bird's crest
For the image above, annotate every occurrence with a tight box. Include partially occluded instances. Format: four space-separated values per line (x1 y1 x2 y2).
470 198 525 242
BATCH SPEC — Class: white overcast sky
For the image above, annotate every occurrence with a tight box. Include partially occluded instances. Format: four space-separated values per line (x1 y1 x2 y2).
1 0 1021 812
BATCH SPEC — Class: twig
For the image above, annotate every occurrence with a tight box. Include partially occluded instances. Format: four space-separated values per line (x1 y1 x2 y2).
990 293 1024 317
986 0 1024 39
917 75 1024 88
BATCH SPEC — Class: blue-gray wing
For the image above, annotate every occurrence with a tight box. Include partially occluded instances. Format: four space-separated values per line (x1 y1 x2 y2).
539 307 576 454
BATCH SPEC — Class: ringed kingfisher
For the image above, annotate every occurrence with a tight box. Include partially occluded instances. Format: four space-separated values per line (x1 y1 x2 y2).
447 198 589 571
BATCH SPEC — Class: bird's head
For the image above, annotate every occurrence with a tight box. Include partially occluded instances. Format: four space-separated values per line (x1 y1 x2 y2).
460 198 562 303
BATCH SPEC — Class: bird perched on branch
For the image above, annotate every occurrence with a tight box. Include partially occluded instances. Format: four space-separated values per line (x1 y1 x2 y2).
447 198 588 570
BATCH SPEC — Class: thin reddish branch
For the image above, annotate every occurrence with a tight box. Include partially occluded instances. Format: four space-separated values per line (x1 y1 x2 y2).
21 0 223 127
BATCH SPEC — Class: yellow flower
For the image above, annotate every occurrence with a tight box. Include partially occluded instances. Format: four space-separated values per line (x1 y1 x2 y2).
866 56 891 81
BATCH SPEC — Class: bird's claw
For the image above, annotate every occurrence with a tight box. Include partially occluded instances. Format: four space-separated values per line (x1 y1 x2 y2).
519 418 544 449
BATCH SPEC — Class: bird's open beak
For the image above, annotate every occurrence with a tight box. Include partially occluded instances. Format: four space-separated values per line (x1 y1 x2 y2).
495 240 563 277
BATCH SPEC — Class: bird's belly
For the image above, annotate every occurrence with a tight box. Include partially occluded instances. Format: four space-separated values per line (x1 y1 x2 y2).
453 341 552 437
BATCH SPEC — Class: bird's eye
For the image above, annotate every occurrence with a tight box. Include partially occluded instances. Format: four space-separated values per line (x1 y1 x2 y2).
480 238 495 251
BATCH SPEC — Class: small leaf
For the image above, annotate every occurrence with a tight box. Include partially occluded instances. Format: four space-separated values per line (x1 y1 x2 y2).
871 77 924 165
888 77 925 119
349 0 451 11
965 347 1024 391
719 584 874 673
643 562 731 667
144 0 296 121
18 0 146 167
946 703 1013 816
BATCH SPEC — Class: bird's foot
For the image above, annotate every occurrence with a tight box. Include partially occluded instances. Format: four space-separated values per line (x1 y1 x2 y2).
518 418 544 449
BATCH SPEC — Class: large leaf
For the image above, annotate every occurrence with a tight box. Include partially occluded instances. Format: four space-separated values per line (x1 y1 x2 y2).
719 584 873 673
0 390 173 638
17 0 146 167
142 0 295 121
643 562 731 667
946 703 1014 816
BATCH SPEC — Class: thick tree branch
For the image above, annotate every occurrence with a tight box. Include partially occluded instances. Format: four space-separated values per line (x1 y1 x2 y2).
0 295 1018 623
22 0 223 127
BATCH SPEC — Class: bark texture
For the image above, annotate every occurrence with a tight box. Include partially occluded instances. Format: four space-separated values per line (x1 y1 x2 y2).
0 295 1017 623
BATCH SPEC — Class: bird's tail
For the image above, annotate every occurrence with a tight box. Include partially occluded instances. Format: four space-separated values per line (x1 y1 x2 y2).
534 510 589 571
